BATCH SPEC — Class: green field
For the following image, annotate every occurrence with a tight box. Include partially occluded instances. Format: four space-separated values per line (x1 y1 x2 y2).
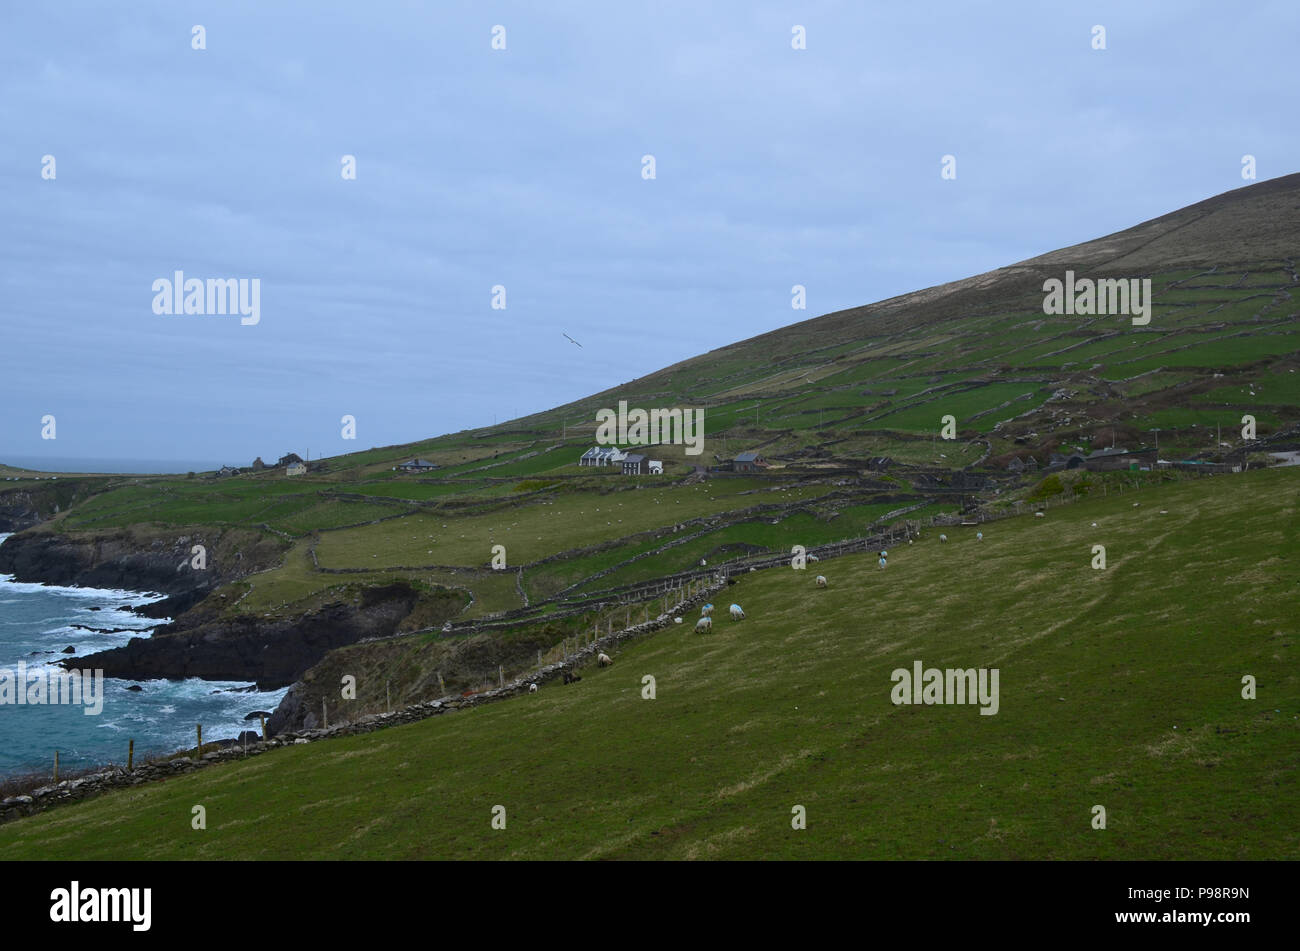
2 466 1294 859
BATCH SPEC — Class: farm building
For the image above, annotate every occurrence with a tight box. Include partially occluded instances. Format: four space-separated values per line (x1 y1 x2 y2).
285 462 307 477
732 451 767 473
622 453 649 475
1083 447 1157 472
217 465 240 477
1007 456 1039 473
1047 451 1087 470
276 452 304 468
648 460 663 474
579 446 628 467
395 458 439 472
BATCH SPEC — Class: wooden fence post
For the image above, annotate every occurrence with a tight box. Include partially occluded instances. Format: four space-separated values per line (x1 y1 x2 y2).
322 698 328 730
386 681 391 713
128 739 134 772
437 672 445 696
259 714 266 740
196 724 202 757
53 750 59 782
498 665 504 688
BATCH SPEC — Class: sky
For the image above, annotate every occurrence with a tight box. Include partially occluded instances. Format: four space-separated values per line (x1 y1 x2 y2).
2 1 1296 470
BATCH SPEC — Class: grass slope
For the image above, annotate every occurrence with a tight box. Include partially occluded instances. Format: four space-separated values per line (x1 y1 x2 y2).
1 466 1294 860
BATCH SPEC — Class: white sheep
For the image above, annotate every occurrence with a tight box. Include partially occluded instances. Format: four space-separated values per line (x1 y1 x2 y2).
730 604 745 620
673 617 683 624
598 652 613 667
976 532 983 540
815 575 827 588
1034 512 1045 518
808 554 820 562
939 534 948 542
701 603 714 617
695 616 712 633
528 683 538 693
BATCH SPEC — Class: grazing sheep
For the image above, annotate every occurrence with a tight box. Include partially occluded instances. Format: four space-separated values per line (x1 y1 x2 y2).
1034 512 1045 518
939 534 948 542
1091 522 1097 528
528 683 538 693
562 671 582 685
878 555 887 569
701 603 714 617
730 604 745 620
808 554 820 563
815 575 827 588
673 617 683 624
695 616 712 633
976 532 983 541
598 652 613 667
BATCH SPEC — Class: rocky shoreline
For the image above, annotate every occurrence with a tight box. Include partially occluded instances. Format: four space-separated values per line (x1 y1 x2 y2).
0 580 722 827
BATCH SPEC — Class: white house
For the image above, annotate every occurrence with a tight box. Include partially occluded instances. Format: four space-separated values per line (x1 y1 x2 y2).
286 462 307 476
578 446 628 467
648 460 663 474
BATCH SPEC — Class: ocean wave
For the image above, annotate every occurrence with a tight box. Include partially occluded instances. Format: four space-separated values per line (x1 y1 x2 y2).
0 576 166 603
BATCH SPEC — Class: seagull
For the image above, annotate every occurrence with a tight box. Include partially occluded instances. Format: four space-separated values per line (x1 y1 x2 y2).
563 333 583 348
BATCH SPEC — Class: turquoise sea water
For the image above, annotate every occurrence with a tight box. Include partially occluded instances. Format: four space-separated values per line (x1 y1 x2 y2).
0 533 287 777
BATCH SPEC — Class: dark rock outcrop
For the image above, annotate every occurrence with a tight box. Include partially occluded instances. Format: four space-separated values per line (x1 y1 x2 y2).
69 583 422 689
0 527 287 628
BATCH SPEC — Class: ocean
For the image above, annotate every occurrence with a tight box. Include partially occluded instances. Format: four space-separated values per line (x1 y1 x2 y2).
0 533 288 777
3 456 226 475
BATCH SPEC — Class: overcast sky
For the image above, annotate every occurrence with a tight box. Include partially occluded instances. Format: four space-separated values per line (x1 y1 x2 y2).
2 0 1296 469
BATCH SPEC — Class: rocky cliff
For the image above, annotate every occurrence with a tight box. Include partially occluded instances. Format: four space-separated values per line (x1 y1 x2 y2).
65 581 468 690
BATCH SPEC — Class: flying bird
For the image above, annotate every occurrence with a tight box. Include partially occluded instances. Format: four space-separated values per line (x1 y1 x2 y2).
563 333 583 348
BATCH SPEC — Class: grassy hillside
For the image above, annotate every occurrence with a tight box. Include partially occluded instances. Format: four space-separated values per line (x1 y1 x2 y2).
2 466 1293 859
6 177 1298 630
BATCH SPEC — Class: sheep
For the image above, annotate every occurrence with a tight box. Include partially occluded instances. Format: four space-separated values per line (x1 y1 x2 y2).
701 603 714 617
939 534 948 542
878 555 887 569
695 616 712 633
673 616 683 624
528 683 538 693
598 652 613 667
729 604 745 620
1034 512 1045 518
815 575 827 588
562 671 582 685
808 553 820 563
